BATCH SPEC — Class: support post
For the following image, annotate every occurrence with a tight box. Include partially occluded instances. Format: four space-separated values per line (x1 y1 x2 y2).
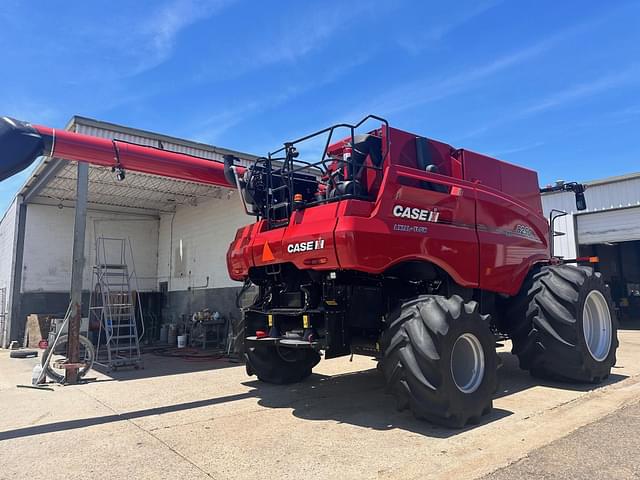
66 162 89 384
6 196 26 347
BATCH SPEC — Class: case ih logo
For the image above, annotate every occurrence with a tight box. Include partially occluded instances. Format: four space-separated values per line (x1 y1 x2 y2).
287 239 325 254
393 205 440 223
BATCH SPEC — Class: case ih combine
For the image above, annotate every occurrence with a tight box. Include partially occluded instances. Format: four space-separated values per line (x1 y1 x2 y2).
1 115 618 427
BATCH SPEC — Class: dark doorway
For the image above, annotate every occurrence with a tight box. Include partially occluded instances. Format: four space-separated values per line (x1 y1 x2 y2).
580 240 640 321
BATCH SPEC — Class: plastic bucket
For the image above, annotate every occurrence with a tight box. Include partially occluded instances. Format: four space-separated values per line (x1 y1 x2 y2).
177 334 187 349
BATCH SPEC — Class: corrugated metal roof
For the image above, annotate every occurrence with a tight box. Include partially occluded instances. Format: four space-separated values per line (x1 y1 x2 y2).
18 116 257 214
541 171 640 196
70 115 257 162
542 175 640 215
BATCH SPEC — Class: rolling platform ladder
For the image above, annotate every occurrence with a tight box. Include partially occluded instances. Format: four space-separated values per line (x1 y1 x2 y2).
90 237 144 371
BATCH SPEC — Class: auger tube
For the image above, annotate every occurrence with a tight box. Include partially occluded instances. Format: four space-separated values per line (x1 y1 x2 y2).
0 116 244 187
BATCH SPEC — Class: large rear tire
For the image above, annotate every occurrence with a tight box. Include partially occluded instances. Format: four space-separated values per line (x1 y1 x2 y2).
380 295 497 428
245 345 320 384
507 265 618 383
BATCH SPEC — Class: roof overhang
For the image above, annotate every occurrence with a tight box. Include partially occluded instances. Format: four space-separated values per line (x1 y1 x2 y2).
18 116 257 215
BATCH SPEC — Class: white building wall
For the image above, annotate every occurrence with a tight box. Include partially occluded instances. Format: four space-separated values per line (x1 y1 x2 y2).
541 190 578 259
0 199 17 295
157 191 246 291
542 175 640 258
21 204 159 292
0 198 17 339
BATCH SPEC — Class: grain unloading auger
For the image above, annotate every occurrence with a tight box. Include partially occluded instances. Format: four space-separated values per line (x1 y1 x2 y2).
0 116 243 187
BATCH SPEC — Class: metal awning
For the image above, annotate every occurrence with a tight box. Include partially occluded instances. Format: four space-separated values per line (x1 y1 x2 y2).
30 160 229 212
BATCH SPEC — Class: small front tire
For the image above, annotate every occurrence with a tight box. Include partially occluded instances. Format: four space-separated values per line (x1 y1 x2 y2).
245 345 320 384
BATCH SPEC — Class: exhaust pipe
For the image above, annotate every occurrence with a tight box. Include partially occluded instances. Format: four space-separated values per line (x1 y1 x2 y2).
0 116 244 188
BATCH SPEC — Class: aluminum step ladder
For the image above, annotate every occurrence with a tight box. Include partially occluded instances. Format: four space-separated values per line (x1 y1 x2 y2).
90 237 143 371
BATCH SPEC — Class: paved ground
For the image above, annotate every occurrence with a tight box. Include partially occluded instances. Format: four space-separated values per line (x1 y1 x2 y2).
1 328 640 480
485 401 640 480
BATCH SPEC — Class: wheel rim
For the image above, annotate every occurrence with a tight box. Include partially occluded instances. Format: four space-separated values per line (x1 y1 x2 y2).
451 333 485 394
582 290 612 362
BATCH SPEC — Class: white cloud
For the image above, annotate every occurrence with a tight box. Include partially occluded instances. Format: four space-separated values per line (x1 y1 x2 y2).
191 55 371 143
345 12 612 121
398 0 503 54
133 0 235 74
489 141 545 157
521 67 640 116
195 0 382 80
345 36 554 120
1 99 59 125
460 65 640 139
68 0 235 81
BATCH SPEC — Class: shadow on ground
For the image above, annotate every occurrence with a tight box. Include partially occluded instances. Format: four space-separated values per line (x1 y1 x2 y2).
247 369 511 439
90 349 240 382
495 352 627 399
245 352 627 439
0 351 628 442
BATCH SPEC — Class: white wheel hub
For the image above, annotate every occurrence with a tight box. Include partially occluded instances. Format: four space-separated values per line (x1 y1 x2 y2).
582 290 612 362
451 333 485 394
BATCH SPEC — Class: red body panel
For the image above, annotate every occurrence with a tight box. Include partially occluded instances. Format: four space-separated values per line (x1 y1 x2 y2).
250 204 341 272
227 126 550 296
334 165 480 287
475 187 548 294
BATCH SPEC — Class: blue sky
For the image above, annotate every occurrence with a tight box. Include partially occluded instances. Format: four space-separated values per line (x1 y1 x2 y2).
1 0 639 212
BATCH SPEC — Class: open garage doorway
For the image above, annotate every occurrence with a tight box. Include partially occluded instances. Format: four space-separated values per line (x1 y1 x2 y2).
579 241 640 322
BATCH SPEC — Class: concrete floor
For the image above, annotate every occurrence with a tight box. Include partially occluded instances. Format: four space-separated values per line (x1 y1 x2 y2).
1 328 640 480
484 400 640 480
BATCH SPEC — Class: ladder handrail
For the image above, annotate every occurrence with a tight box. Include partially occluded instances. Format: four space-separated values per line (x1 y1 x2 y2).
91 236 143 369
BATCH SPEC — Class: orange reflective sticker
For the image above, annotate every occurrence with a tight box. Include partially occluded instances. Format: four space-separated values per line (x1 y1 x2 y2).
262 242 275 262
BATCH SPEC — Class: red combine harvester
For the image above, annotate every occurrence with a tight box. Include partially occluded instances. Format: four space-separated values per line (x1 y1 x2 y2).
0 115 617 427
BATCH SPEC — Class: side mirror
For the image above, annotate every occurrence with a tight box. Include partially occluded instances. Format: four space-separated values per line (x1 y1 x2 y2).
575 191 587 211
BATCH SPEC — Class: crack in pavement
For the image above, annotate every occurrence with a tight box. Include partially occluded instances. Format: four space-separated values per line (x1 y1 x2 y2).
77 388 218 480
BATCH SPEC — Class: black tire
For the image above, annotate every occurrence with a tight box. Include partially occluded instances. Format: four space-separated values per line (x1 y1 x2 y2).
42 334 95 383
9 350 38 359
507 265 618 383
245 345 320 384
380 295 498 428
